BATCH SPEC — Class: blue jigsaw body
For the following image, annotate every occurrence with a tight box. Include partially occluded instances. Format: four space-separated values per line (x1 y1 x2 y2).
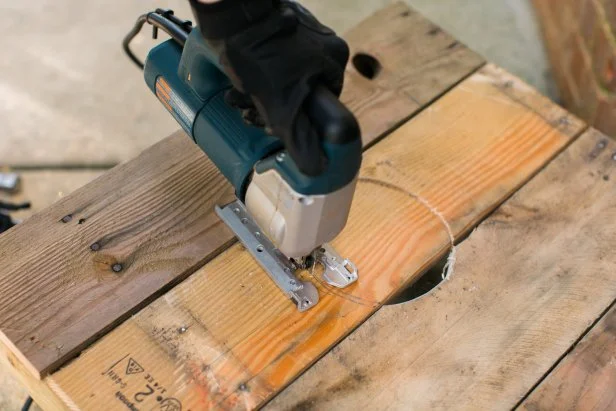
143 29 361 200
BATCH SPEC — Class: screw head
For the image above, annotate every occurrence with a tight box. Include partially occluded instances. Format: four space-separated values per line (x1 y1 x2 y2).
112 263 123 273
61 215 72 223
178 326 188 334
90 242 101 251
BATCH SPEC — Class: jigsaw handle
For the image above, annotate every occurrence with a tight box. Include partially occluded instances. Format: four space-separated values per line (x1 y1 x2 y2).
305 85 360 145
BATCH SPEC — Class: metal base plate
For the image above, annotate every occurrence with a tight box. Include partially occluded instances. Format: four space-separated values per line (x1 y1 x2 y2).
216 200 358 312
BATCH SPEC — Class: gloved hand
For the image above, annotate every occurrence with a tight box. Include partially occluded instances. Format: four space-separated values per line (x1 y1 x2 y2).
189 0 350 176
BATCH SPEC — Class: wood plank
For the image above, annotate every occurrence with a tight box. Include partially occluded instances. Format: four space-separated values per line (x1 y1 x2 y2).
43 65 583 411
0 2 483 380
267 127 616 411
521 302 616 411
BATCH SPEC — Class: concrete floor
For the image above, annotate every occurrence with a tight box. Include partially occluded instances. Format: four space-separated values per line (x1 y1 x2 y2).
0 0 554 409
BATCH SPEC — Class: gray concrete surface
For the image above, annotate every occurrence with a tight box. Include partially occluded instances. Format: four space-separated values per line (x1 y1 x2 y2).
0 1 554 409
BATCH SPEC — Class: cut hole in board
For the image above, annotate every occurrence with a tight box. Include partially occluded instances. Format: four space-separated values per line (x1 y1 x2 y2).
352 53 382 79
386 254 448 304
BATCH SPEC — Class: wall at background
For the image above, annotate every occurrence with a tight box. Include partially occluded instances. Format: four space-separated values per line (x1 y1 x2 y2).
534 0 616 137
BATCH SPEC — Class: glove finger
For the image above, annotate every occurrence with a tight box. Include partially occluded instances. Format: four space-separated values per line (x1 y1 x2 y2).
241 108 266 128
224 88 255 110
284 110 327 176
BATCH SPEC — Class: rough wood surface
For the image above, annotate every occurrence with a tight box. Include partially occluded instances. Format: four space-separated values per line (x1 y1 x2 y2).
44 66 581 411
0 133 236 378
521 302 616 411
266 128 616 411
0 2 483 380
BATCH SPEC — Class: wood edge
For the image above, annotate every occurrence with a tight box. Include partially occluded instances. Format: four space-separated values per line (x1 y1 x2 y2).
479 63 585 137
0 329 41 380
0 341 68 410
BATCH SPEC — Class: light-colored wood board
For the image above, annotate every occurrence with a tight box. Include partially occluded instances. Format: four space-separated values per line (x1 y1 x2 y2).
46 67 580 411
480 64 583 137
521 302 616 411
267 128 616 411
0 2 483 381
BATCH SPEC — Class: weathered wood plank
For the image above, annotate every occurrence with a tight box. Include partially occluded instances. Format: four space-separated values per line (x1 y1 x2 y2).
45 66 582 411
267 128 616 411
0 2 483 380
521 302 616 411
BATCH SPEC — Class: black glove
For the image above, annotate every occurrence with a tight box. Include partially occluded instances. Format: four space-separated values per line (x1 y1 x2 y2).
189 0 350 176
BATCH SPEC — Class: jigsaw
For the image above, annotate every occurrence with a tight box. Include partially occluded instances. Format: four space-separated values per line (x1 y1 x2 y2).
124 8 361 311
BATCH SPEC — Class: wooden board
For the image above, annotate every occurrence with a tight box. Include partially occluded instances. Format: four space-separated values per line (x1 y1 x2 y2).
0 2 483 380
41 65 584 411
521 302 616 410
266 127 616 411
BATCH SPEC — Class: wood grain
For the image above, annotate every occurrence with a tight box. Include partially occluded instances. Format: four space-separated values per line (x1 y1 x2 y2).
521 302 616 411
0 2 483 380
45 67 580 411
267 128 616 411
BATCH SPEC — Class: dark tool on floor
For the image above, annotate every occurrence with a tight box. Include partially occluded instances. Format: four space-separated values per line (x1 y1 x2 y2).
123 9 361 311
0 200 31 234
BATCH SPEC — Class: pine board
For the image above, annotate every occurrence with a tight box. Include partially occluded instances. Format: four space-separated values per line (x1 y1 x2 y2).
42 65 583 411
268 127 616 411
521 302 616 411
0 2 484 381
